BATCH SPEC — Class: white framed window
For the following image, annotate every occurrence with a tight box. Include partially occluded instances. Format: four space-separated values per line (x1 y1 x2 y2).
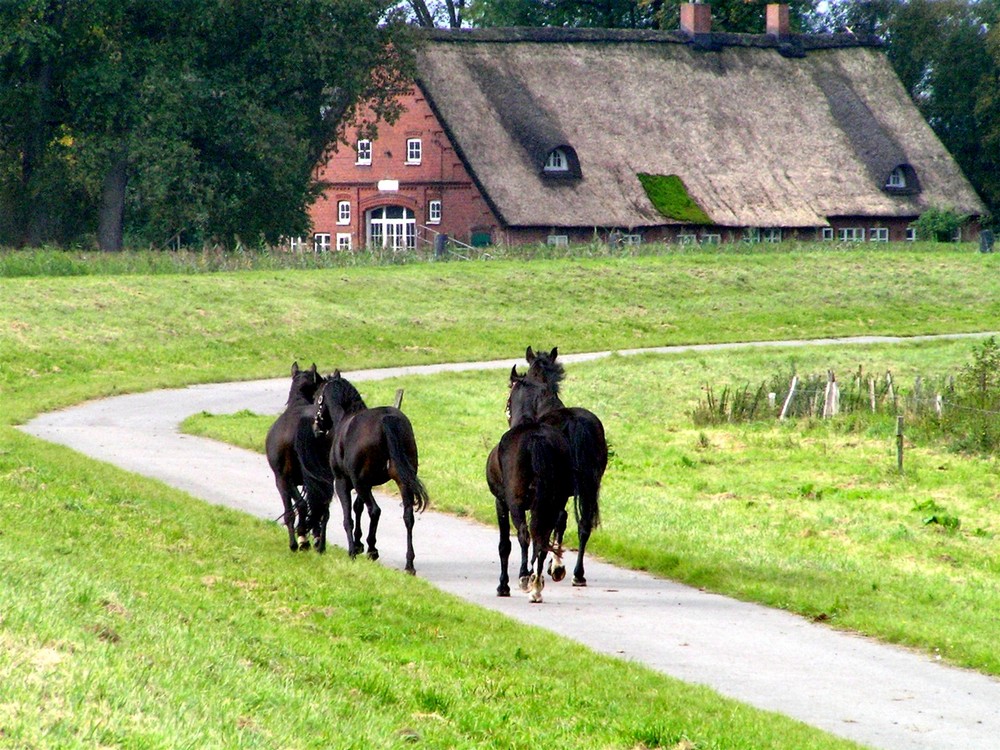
406 138 422 164
700 234 721 245
313 233 331 252
337 201 351 225
544 149 568 172
821 227 834 241
288 236 305 253
356 139 372 165
367 206 415 251
677 234 697 245
906 226 917 241
763 228 782 243
620 234 643 246
838 227 865 242
547 235 569 247
886 167 906 189
427 200 442 224
869 227 889 242
336 233 352 251
742 228 761 244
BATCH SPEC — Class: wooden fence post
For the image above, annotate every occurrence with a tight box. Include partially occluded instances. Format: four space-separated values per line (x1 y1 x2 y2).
896 416 904 472
779 375 798 420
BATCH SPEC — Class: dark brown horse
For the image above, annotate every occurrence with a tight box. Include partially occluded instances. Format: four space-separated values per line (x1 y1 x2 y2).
506 346 608 586
487 421 573 602
265 362 328 551
312 371 429 574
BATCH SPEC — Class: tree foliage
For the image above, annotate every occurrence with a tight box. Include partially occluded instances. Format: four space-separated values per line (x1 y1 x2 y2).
0 0 412 249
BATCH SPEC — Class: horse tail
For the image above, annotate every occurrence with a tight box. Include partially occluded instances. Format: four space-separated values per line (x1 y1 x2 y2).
295 419 333 502
565 417 605 529
383 414 429 513
527 430 568 529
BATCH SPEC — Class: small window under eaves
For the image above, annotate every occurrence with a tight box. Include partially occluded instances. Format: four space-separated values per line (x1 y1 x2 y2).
886 167 906 189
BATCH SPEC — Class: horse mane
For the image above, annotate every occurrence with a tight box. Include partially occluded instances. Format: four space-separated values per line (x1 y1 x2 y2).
324 372 367 413
526 349 565 395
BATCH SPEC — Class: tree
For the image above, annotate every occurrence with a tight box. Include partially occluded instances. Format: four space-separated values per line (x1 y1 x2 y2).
0 0 412 250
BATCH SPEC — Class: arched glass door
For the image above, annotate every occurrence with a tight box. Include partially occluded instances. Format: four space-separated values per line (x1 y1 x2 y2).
367 206 415 251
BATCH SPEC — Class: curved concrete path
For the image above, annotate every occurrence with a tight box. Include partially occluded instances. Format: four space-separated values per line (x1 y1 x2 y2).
21 335 1000 750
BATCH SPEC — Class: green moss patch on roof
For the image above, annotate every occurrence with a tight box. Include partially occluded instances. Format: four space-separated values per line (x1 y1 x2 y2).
637 173 712 224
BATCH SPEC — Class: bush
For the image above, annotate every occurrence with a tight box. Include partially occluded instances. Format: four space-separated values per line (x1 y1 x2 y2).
910 207 969 242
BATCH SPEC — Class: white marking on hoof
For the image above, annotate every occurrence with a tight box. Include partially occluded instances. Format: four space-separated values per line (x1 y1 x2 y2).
528 573 544 603
519 575 530 592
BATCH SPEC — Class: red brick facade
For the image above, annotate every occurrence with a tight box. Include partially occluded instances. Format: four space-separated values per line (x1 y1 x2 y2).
308 86 500 252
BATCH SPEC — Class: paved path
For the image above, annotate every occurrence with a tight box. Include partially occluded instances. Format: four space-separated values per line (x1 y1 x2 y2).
21 335 1000 750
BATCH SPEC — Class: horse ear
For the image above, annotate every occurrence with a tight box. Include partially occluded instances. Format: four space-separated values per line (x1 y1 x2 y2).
510 365 523 383
549 347 558 361
309 363 317 374
333 369 341 379
291 362 300 376
526 346 535 364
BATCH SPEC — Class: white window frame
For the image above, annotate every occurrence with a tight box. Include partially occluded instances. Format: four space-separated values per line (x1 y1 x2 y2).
619 234 643 246
700 234 721 245
838 227 865 242
336 233 352 252
869 227 889 242
337 201 351 225
821 227 834 241
427 200 442 224
356 139 372 165
288 236 305 253
547 235 569 247
763 228 782 243
367 206 416 251
906 227 917 242
544 149 568 172
313 233 331 253
677 234 697 246
886 167 906 189
406 138 422 165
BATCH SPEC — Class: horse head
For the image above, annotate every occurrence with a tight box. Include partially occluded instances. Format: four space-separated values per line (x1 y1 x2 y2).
506 365 553 426
524 346 565 395
312 370 366 436
287 362 326 405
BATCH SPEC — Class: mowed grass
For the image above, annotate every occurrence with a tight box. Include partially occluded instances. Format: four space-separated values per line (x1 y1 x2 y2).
188 338 1000 678
3 244 1000 747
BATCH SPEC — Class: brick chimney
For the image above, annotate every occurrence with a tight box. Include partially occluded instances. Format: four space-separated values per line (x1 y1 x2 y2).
766 3 790 36
680 2 712 35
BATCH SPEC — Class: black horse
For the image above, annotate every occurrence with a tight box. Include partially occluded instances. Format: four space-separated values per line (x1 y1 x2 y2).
311 371 429 574
265 362 329 551
487 420 574 602
506 346 608 586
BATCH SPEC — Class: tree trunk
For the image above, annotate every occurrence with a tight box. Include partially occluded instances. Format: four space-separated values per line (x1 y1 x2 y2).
98 148 128 251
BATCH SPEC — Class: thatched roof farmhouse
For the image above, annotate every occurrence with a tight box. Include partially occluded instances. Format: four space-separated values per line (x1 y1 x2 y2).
307 3 985 250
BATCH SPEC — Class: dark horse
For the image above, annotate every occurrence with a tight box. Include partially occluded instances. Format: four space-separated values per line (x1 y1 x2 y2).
265 362 329 551
311 371 429 574
506 346 608 586
487 421 573 603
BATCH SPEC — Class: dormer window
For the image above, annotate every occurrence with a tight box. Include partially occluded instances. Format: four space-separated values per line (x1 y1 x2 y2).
544 148 569 172
541 145 581 180
886 167 906 189
883 164 920 195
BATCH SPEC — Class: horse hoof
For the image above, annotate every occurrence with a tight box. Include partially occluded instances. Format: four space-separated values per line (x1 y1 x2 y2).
405 567 416 576
298 541 311 552
529 589 543 603
367 549 379 561
518 576 530 592
497 587 511 597
550 565 567 583
572 576 587 587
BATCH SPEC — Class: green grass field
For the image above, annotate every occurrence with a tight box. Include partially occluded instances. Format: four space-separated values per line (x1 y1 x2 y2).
3 243 998 748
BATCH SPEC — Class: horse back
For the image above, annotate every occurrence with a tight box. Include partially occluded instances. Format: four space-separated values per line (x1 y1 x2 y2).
337 407 418 485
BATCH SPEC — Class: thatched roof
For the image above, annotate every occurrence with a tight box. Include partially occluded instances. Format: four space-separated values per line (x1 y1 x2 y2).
414 28 985 229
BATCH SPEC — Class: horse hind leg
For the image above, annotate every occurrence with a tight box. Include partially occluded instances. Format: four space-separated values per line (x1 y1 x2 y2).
292 484 310 551
275 476 302 551
547 508 568 583
358 487 381 562
495 498 512 597
573 510 595 587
